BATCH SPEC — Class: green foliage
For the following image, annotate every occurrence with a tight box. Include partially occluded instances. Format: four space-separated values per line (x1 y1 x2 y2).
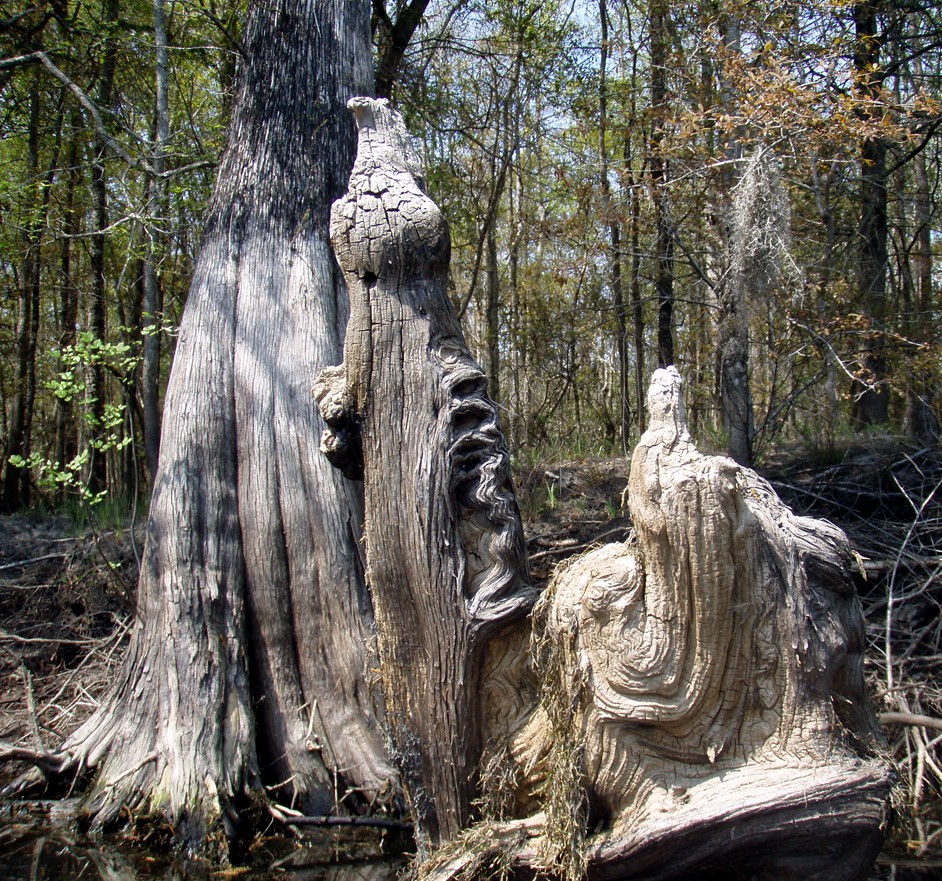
1 0 940 506
9 332 141 506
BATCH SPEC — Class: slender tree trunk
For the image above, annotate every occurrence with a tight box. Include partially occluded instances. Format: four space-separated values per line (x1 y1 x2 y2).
56 116 81 488
508 136 523 447
141 0 171 484
714 9 753 466
622 18 645 435
120 254 145 501
2 73 50 511
599 0 630 450
811 159 840 453
486 222 500 406
374 0 432 99
852 1 890 427
56 0 395 847
87 0 120 496
629 168 645 434
649 0 674 368
906 47 938 442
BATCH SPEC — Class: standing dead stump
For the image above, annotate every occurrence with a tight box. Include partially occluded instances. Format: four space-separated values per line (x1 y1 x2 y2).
516 366 892 881
315 98 535 855
318 101 890 879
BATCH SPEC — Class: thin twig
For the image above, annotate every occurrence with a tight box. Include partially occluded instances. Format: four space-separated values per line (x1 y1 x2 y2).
282 814 413 831
0 554 69 572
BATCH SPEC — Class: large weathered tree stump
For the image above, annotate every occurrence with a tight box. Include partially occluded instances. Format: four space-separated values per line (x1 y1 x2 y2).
506 366 892 880
319 101 891 880
315 98 536 855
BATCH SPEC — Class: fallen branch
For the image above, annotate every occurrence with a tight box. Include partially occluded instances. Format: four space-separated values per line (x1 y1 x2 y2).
282 815 413 831
0 553 69 572
880 711 942 732
0 742 67 775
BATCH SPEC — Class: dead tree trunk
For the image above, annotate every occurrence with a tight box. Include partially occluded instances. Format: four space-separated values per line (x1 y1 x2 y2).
513 367 890 880
316 98 536 855
418 368 892 881
315 106 889 879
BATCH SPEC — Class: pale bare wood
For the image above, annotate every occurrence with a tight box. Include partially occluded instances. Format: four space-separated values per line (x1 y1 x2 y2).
321 107 891 879
508 367 891 880
316 97 535 854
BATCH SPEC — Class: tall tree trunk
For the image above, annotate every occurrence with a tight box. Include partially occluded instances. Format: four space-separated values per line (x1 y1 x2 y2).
906 45 938 442
811 158 841 454
54 0 395 847
599 0 630 450
87 0 120 496
714 8 753 467
852 1 890 427
629 167 645 434
486 222 501 406
2 72 49 511
56 114 81 489
649 0 674 368
141 0 171 484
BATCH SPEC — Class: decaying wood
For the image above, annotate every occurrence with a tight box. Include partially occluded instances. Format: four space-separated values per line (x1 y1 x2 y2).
315 98 536 854
507 367 892 880
321 104 890 879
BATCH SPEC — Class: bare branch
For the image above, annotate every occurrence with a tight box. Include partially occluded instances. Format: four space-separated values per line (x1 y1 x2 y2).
881 711 942 732
0 50 146 172
0 742 66 775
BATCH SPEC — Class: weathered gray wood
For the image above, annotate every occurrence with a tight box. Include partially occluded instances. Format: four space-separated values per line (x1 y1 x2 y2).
319 106 889 878
36 0 395 846
316 97 536 854
504 367 891 879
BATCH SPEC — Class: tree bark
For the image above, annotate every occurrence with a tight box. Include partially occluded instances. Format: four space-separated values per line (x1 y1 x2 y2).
42 0 395 848
649 0 674 369
1 73 42 512
316 98 536 855
422 368 890 881
140 0 171 484
852 1 890 427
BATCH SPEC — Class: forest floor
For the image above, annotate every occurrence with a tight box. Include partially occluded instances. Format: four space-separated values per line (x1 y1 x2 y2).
0 439 940 876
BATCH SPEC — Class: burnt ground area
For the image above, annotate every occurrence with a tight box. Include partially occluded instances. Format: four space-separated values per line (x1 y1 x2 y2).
0 441 939 874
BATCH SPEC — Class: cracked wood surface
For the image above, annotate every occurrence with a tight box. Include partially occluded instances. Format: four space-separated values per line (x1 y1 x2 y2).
318 101 890 878
315 98 535 853
511 367 890 879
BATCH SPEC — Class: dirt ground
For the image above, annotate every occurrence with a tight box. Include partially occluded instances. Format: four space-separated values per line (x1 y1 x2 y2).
0 441 939 873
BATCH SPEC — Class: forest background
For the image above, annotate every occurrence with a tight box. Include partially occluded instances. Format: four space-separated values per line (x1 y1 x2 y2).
1 0 940 506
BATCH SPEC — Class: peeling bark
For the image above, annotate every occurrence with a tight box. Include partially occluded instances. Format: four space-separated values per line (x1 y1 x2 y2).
316 98 535 854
